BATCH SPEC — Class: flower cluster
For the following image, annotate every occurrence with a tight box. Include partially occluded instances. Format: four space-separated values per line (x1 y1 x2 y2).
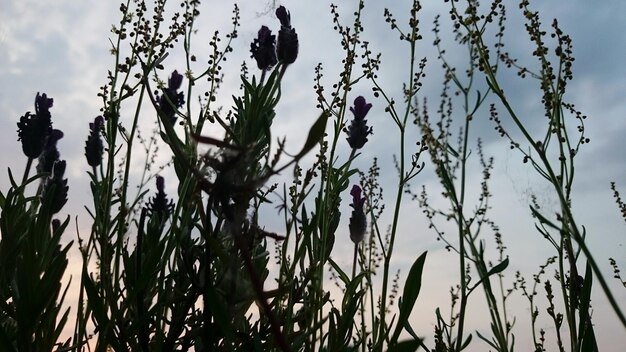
147 176 175 220
275 6 299 65
345 96 373 150
250 26 277 71
43 160 69 214
349 185 367 244
250 6 298 70
37 129 64 174
85 116 104 168
156 70 185 124
17 93 54 159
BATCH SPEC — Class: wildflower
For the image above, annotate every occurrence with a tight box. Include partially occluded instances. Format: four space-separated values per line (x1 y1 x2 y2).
37 129 64 174
85 116 104 168
17 93 54 159
349 185 367 244
43 160 69 214
275 6 298 64
156 70 185 124
345 96 373 149
147 176 174 219
250 25 277 71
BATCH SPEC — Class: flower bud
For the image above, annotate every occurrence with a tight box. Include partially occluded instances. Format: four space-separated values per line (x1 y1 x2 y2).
349 185 367 244
275 6 298 65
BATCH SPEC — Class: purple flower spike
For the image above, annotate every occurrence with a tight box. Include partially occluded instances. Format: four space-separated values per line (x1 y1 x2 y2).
345 96 373 149
156 70 185 124
85 116 104 168
43 160 69 214
251 25 278 71
350 96 373 120
349 185 367 244
38 128 64 174
147 176 174 218
168 70 184 91
276 6 291 27
17 92 54 159
275 6 298 65
35 93 54 116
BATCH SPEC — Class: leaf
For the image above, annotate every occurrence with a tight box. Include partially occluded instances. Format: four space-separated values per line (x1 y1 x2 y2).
460 333 473 350
446 143 459 158
488 257 509 277
295 112 329 159
328 258 350 285
390 251 428 344
387 339 422 352
476 330 498 349
578 262 599 352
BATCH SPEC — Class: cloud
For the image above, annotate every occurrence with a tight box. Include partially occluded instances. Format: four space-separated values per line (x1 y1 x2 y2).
1 1 625 350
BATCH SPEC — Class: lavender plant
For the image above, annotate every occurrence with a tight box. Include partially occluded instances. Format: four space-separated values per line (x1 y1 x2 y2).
0 0 625 351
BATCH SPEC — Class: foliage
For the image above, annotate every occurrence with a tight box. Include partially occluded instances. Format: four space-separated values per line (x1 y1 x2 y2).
0 0 624 351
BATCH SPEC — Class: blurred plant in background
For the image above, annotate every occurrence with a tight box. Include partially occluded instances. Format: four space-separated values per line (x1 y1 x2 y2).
0 0 624 351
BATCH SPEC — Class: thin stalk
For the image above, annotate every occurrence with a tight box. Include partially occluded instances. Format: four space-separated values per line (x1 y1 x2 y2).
22 158 33 185
311 3 365 348
475 30 626 330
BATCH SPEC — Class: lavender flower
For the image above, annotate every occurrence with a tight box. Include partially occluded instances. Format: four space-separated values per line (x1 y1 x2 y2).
37 129 64 174
85 116 104 168
250 25 277 71
147 176 174 219
349 185 367 244
275 6 298 65
17 93 54 159
156 70 185 124
43 160 69 214
344 96 373 149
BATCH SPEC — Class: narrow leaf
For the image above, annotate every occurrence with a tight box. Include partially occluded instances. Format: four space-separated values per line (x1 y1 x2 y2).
295 112 329 159
391 251 428 344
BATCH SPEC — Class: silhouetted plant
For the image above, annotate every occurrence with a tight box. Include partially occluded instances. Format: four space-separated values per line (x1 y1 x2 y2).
1 1 624 352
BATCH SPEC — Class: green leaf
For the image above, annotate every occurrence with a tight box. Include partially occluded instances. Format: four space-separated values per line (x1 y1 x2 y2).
328 258 350 285
578 262 598 352
476 330 498 349
390 251 428 344
488 257 509 277
469 257 509 294
460 334 473 350
295 112 329 159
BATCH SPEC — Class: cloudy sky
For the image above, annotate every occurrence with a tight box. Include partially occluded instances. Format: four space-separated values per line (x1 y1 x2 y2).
1 0 625 350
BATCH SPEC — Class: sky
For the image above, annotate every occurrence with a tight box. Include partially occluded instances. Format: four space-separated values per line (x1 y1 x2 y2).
1 0 626 350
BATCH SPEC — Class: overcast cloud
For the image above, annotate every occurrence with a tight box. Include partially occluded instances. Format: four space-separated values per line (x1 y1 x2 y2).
1 0 625 350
